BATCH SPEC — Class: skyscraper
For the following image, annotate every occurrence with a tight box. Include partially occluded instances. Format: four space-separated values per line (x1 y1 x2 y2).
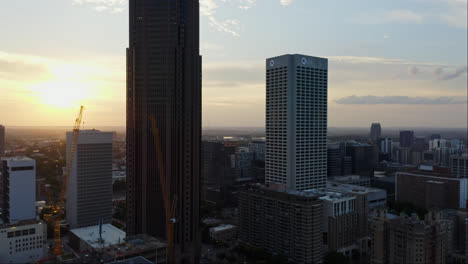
1 157 36 223
0 125 5 158
126 1 201 262
265 54 328 190
400 130 414 148
66 130 113 229
369 123 381 141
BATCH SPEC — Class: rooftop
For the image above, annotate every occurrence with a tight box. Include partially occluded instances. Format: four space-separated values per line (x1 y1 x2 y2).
107 256 153 264
326 181 386 194
70 224 125 249
320 191 354 202
1 156 34 162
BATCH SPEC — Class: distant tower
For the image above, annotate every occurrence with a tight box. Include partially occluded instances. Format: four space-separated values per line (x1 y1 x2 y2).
370 123 381 141
66 130 113 229
1 157 36 223
265 54 328 190
400 131 415 148
0 125 5 158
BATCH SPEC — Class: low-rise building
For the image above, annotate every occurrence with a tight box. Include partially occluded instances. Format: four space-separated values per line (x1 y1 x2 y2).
0 220 47 264
329 175 371 187
69 223 126 252
209 224 237 242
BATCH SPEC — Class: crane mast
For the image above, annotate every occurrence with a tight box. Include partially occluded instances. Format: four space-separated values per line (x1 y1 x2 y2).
149 115 178 264
53 105 84 256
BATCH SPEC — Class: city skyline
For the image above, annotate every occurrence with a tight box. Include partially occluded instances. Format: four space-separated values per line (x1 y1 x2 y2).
0 0 466 128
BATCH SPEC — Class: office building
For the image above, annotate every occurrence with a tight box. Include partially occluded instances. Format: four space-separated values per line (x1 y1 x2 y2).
126 1 201 262
320 192 360 255
0 220 47 264
451 154 468 178
346 142 378 177
377 138 392 154
249 139 266 161
370 208 450 264
370 123 381 141
328 144 342 177
327 181 386 210
0 125 4 158
209 225 237 242
1 157 36 223
265 54 328 190
396 169 467 210
329 175 371 187
239 184 324 263
400 130 414 148
66 130 113 229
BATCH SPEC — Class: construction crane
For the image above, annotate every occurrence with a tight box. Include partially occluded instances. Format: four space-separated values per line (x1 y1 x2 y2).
149 115 178 264
49 106 84 256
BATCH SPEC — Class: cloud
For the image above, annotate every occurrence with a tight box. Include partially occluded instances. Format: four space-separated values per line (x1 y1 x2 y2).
208 17 240 37
433 66 468 80
72 0 127 13
238 0 256 10
335 95 467 105
382 10 424 23
440 0 467 28
201 0 244 37
280 0 294 6
383 35 391 39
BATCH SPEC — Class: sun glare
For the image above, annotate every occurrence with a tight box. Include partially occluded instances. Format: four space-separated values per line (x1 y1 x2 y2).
33 81 91 109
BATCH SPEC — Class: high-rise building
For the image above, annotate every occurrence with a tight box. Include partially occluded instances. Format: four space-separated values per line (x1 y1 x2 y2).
377 138 392 154
0 125 4 158
345 142 378 177
66 130 113 229
126 1 201 262
370 208 450 264
1 157 36 224
265 54 328 191
328 144 342 177
451 154 468 178
399 130 414 148
239 184 324 263
369 123 381 141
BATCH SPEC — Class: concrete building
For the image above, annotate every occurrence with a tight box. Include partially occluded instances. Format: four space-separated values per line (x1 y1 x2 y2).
0 219 47 264
370 208 450 264
346 142 378 177
209 225 237 242
320 192 359 255
370 123 381 142
328 144 342 177
265 54 328 190
327 181 387 210
451 154 468 178
239 184 324 264
69 223 125 251
400 130 414 148
0 125 4 158
396 170 467 210
1 157 36 223
66 130 113 229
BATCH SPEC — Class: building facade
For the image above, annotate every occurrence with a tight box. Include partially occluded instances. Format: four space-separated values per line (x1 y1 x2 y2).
265 54 328 190
370 208 450 264
400 131 414 148
0 220 47 264
239 184 324 263
126 1 201 262
1 157 36 224
451 154 468 178
66 130 113 229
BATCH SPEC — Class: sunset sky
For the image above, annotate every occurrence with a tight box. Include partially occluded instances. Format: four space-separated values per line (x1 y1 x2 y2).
0 0 466 128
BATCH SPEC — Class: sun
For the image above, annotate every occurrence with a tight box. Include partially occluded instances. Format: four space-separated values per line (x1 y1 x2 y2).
33 80 91 109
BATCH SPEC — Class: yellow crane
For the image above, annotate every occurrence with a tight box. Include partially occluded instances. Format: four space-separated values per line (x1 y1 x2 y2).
50 106 84 256
149 115 178 264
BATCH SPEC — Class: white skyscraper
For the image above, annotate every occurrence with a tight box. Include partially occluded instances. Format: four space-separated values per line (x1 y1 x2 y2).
66 130 113 228
1 157 36 223
265 54 328 190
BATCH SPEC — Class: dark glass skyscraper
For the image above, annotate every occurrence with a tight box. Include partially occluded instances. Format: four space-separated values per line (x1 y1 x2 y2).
126 1 201 262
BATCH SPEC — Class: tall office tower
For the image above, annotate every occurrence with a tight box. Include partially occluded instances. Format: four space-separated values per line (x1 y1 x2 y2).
451 154 468 178
0 125 4 158
400 130 414 148
66 130 113 229
378 138 393 154
265 54 328 191
369 123 381 141
327 144 342 177
126 1 201 262
1 157 36 223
